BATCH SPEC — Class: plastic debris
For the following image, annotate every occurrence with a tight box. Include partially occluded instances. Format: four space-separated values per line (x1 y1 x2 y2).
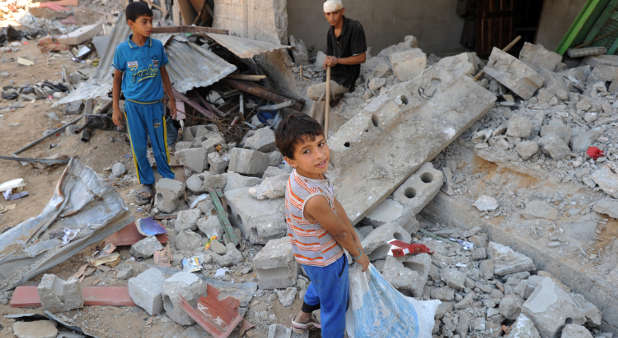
204 235 218 250
387 239 433 257
214 268 229 278
587 146 604 160
450 238 474 250
61 228 79 245
136 217 166 236
182 256 202 272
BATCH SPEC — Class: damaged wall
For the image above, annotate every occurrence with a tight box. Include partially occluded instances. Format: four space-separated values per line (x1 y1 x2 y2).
287 0 465 56
535 0 587 51
213 0 288 44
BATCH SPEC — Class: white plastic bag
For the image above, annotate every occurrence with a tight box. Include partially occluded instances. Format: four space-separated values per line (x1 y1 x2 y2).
346 264 440 338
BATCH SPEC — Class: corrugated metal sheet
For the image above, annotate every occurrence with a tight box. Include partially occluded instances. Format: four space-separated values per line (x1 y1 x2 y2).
206 33 290 58
166 37 236 93
55 19 233 106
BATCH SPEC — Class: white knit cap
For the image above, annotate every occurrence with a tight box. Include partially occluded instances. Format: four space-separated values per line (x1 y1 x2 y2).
323 0 343 13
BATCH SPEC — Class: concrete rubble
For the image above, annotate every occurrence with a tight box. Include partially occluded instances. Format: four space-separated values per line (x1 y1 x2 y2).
484 47 544 99
162 272 206 325
253 237 298 290
128 268 166 315
37 274 83 313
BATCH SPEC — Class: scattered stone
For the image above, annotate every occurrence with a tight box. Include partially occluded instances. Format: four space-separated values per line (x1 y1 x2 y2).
361 223 412 260
253 237 298 289
228 147 270 176
441 268 466 290
12 320 57 338
365 199 404 226
209 240 227 255
507 115 533 138
115 261 134 280
383 253 431 296
430 286 455 301
506 314 540 338
37 274 83 313
268 324 292 338
213 243 243 267
130 236 163 259
192 124 225 152
248 174 288 200
197 216 224 238
473 195 499 211
472 247 487 260
591 166 618 198
175 230 203 252
571 127 603 153
522 277 585 338
541 118 571 143
499 294 523 320
389 48 426 81
484 47 544 99
128 268 165 315
223 172 262 192
570 293 602 327
275 287 297 307
154 179 185 213
176 147 208 173
208 152 229 174
516 140 539 160
111 162 126 178
175 209 201 232
539 135 570 160
244 127 276 152
64 101 82 115
488 242 535 276
368 77 386 91
519 42 562 71
561 324 593 338
187 172 227 193
225 187 286 244
392 162 444 216
522 200 559 220
162 272 206 325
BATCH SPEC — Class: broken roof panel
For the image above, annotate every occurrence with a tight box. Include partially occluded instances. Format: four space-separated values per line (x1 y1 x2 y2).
206 33 291 58
165 37 236 93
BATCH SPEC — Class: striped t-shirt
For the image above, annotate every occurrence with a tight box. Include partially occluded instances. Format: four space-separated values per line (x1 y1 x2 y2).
284 169 344 267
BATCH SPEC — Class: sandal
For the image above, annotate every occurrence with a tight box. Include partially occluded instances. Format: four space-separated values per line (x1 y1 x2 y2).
291 314 321 333
135 184 153 205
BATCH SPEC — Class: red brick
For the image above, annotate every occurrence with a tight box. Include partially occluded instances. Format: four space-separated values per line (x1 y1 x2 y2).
11 286 134 307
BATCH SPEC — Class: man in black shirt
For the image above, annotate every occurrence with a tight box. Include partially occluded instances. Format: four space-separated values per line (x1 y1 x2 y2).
307 0 367 125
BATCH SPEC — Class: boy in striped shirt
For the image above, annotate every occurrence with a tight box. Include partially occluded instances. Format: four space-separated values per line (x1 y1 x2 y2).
275 113 369 337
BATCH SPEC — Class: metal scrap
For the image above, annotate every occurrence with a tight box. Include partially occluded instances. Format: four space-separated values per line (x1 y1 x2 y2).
206 33 291 59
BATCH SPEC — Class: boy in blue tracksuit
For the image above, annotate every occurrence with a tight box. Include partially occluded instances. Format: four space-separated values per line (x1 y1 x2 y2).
112 1 176 201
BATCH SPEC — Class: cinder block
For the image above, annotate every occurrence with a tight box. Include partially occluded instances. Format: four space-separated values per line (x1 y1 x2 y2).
37 274 83 313
224 187 286 244
190 124 225 152
244 127 276 152
186 172 227 193
154 178 185 213
228 148 270 176
253 237 297 289
484 47 544 99
128 268 165 315
176 148 208 173
393 162 444 216
162 272 206 325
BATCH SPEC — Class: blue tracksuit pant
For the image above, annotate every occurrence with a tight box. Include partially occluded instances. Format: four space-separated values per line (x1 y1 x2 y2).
124 100 174 185
302 255 349 338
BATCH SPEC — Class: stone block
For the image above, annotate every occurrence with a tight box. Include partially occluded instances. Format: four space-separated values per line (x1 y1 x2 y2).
276 287 297 307
191 124 224 152
506 115 533 138
392 162 444 216
499 294 523 320
244 127 276 152
267 151 283 167
213 243 244 267
223 172 262 192
208 151 229 174
519 42 562 71
505 314 540 338
441 268 466 290
329 53 496 224
197 216 224 238
561 324 593 338
154 179 185 213
263 166 291 178
488 242 535 276
253 237 297 289
378 35 418 58
175 141 193 152
186 172 227 193
37 274 83 313
365 199 403 226
570 293 602 327
592 198 618 219
382 253 431 296
175 230 203 252
571 127 603 153
484 47 544 99
175 209 201 232
130 236 164 259
224 187 286 244
591 166 618 199
361 223 411 260
516 141 539 160
176 148 208 173
248 174 288 200
430 286 455 301
389 48 426 81
522 277 586 338
228 148 270 176
56 23 102 45
539 135 570 160
162 272 206 325
128 268 165 315
13 320 58 338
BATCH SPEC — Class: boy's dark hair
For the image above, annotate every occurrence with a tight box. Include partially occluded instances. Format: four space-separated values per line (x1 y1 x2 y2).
126 1 153 22
275 113 324 159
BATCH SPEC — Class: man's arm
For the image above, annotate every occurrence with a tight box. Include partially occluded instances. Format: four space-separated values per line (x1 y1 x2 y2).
112 69 123 127
325 52 366 67
305 196 369 271
160 65 177 119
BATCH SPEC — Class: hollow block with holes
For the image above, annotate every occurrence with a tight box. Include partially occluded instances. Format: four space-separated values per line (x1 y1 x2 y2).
393 162 444 215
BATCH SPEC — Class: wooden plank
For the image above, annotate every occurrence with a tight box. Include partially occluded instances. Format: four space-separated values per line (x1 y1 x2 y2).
177 0 196 25
172 0 181 25
173 89 217 121
209 190 239 245
151 25 228 35
228 74 267 81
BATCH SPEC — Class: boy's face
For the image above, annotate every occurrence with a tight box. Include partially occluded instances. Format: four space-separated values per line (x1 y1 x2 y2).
324 8 344 27
285 134 330 180
128 15 153 38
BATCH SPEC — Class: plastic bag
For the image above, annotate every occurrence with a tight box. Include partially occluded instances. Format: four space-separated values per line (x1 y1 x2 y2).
346 264 440 338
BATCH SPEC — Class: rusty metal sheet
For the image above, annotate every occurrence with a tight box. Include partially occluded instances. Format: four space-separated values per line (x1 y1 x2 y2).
206 33 290 58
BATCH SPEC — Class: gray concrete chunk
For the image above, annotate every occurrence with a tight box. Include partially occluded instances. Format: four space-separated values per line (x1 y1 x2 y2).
253 237 297 289
225 187 286 244
208 151 229 174
37 274 83 313
13 320 58 338
505 314 540 338
389 48 426 81
176 147 208 173
130 236 164 259
441 268 466 290
154 178 185 213
392 162 444 216
248 174 288 200
361 223 411 260
228 147 270 176
484 47 544 99
175 209 201 232
561 324 593 338
162 272 206 325
186 172 227 193
519 42 562 71
128 268 165 315
591 166 618 199
488 242 535 276
244 127 276 152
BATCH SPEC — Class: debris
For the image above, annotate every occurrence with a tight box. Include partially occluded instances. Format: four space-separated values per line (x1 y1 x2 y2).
592 198 618 218
55 23 101 46
392 162 444 217
17 57 34 66
175 208 201 232
61 228 79 245
473 195 499 212
275 287 297 307
248 174 287 200
586 146 604 160
12 115 82 155
253 237 297 289
0 159 132 292
154 178 186 213
37 274 83 313
162 271 206 325
128 268 165 315
488 242 535 276
389 48 426 81
130 236 164 259
182 256 202 272
387 239 432 257
518 42 562 71
505 314 540 338
567 46 607 58
180 284 243 338
135 217 166 236
483 47 544 99
111 162 126 178
223 79 304 111
362 223 412 260
12 320 58 338
591 166 618 198
522 200 558 220
105 222 167 247
209 190 240 245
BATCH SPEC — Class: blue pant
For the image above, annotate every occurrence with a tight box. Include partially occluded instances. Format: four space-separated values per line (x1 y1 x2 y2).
124 100 174 185
302 255 349 338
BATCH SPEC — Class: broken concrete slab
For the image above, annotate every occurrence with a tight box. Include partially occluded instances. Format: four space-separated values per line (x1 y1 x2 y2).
128 268 165 315
571 292 602 327
130 236 164 259
515 140 539 160
329 53 496 225
248 174 287 200
191 124 225 152
499 294 523 320
361 223 411 260
365 199 403 226
197 216 223 238
382 254 429 297
154 178 185 213
228 148 270 176
213 243 244 267
378 35 418 58
208 152 229 174
593 198 618 219
224 187 285 244
519 42 562 72
186 172 227 193
37 274 83 313
591 166 618 199
12 320 58 338
505 314 540 338
244 127 276 152
392 162 444 216
539 135 570 160
176 147 208 173
561 324 593 338
175 230 203 252
223 172 262 192
521 200 559 220
389 48 426 82
522 277 586 338
162 272 206 326
484 47 544 99
56 23 102 46
441 268 466 291
253 237 297 289
488 242 535 276
506 115 533 138
175 209 201 232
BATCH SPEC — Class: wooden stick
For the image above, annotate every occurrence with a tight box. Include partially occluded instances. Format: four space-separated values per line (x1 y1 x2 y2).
13 116 83 155
474 35 522 81
228 74 267 81
324 66 331 139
